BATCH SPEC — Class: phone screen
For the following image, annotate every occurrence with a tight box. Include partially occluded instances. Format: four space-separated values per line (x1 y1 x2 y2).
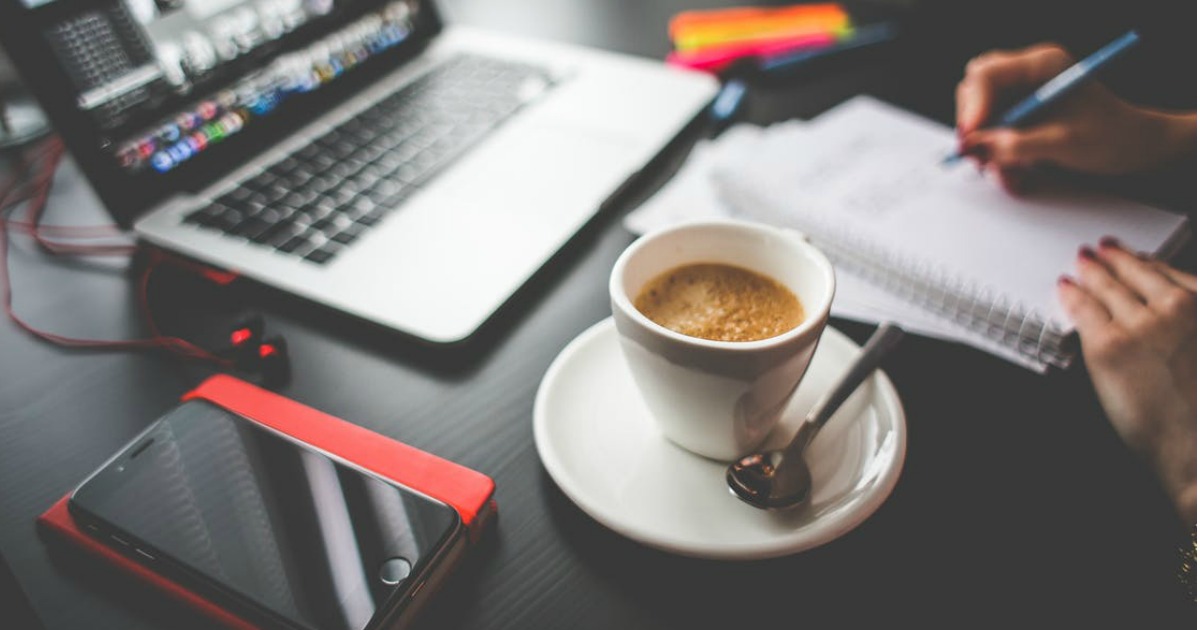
70 400 460 630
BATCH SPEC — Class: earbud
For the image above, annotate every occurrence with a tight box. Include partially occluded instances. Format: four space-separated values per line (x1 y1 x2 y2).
219 312 290 388
227 312 265 349
250 336 290 388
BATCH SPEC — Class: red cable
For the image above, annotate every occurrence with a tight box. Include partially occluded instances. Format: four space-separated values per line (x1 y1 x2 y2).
23 143 136 257
1 140 133 253
0 139 232 366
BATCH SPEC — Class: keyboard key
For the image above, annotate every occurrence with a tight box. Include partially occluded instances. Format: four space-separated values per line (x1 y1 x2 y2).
278 234 315 254
328 161 357 180
351 169 381 190
355 209 386 227
369 177 406 198
307 152 337 171
250 206 285 225
331 223 366 245
218 187 255 204
231 216 273 240
304 247 338 265
243 171 279 191
212 207 245 231
261 184 291 204
184 204 225 226
255 223 297 246
341 196 375 220
376 188 415 211
273 156 302 173
283 170 314 189
281 191 318 210
306 198 338 220
329 185 361 206
296 144 322 162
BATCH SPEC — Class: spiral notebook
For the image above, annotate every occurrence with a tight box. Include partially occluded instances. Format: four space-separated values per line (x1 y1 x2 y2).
707 96 1190 370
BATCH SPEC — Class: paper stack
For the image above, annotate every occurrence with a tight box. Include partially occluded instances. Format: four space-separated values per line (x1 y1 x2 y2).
625 97 1189 373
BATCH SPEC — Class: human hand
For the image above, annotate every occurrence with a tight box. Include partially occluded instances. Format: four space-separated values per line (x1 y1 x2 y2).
956 44 1197 193
1057 238 1196 523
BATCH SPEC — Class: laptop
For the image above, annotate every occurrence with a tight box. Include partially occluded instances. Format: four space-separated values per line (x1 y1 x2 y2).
0 0 716 343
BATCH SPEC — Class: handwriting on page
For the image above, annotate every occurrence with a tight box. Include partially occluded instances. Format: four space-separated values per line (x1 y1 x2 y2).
787 135 949 219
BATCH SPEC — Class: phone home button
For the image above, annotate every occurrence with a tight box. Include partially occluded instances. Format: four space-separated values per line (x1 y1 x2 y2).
379 557 412 586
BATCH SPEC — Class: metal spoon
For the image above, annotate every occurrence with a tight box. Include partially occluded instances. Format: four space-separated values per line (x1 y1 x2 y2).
727 323 905 510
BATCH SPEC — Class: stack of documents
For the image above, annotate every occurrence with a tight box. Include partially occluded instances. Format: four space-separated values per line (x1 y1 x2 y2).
625 97 1189 372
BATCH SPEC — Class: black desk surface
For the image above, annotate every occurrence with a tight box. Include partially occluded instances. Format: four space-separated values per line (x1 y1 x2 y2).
1 1 1195 628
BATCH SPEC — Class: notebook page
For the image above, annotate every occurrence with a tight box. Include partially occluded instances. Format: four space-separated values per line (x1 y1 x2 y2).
716 96 1189 331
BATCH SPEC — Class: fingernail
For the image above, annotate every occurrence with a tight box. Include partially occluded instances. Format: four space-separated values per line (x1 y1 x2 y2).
1057 275 1074 286
1078 246 1096 260
1099 236 1120 249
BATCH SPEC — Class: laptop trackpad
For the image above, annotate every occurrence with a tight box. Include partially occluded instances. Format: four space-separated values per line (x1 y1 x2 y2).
345 124 639 341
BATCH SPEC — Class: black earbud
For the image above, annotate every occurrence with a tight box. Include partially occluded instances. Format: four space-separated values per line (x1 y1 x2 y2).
249 335 290 388
220 312 291 388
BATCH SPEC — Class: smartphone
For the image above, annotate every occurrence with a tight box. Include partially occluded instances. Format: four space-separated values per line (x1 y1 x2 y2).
69 400 464 630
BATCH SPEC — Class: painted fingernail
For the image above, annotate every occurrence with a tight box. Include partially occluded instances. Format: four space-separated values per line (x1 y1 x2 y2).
1057 275 1075 286
1099 236 1120 249
1078 246 1096 260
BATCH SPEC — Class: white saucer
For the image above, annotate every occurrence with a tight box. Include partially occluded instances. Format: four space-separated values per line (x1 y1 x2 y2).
533 318 907 560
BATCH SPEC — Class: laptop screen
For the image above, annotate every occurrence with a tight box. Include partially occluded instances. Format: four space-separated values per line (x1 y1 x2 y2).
0 0 440 225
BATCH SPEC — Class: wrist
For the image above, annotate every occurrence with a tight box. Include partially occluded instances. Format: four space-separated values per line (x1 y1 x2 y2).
1177 483 1198 525
1144 109 1197 171
1149 409 1198 524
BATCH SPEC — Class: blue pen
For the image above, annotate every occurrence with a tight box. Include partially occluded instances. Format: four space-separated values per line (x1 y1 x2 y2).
943 29 1141 164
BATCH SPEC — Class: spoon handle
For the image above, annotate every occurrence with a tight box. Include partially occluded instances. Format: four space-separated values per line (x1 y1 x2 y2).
787 323 906 453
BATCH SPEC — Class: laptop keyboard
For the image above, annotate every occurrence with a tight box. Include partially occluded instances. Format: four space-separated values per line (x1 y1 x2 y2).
183 54 554 265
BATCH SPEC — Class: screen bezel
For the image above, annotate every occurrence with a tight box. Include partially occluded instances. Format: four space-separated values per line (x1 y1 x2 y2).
0 0 444 227
67 399 465 630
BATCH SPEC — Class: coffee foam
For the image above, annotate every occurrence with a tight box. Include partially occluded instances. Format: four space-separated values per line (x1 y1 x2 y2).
633 263 804 342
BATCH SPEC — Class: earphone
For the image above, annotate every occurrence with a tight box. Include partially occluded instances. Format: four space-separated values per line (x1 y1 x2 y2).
218 311 291 387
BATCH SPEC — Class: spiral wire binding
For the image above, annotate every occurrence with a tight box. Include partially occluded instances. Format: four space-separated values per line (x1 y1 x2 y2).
720 177 1074 369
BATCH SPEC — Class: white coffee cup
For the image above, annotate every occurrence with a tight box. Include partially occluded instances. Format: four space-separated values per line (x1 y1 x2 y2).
609 220 835 461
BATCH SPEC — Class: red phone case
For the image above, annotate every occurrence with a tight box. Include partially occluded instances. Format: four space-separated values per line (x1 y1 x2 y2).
38 374 497 629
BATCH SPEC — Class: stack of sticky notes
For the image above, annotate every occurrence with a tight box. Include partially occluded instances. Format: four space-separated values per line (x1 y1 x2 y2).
667 4 852 73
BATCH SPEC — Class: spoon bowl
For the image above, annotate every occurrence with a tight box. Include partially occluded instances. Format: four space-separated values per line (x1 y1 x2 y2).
727 323 904 510
727 449 813 509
